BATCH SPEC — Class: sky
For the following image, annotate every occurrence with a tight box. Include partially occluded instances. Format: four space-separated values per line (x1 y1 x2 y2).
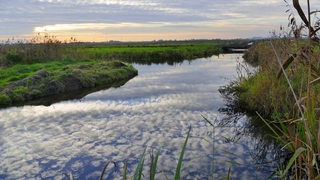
0 0 319 42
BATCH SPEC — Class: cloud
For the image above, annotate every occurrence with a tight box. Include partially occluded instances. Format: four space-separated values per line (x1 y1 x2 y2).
32 21 225 41
240 0 281 5
34 22 194 32
0 0 301 40
36 0 187 16
3 0 320 41
37 0 160 7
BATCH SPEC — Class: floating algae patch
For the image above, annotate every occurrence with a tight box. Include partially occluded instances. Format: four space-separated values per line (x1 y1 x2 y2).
0 61 137 108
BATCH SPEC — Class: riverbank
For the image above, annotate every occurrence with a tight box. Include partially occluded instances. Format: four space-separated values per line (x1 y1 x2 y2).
221 39 320 178
221 40 315 119
0 61 137 108
1 38 244 108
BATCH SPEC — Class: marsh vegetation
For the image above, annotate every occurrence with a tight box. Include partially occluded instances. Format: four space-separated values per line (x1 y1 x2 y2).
221 0 320 178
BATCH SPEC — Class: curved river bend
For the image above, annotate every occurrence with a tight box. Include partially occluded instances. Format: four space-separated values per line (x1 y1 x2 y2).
0 54 279 179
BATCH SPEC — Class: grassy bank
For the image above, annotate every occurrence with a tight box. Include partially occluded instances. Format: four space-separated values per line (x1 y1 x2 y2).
228 40 319 120
0 37 225 107
0 60 137 108
221 38 320 178
220 2 320 177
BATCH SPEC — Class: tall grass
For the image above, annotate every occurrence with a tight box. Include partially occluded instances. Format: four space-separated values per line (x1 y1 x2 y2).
0 33 79 66
269 1 320 178
228 0 320 178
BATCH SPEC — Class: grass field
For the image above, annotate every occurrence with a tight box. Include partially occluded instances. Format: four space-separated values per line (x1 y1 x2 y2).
79 43 220 64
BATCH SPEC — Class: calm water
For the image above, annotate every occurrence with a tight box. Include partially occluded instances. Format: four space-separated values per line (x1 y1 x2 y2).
0 54 280 179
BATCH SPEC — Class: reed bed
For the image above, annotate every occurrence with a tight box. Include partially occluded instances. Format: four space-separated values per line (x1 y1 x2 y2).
224 0 320 178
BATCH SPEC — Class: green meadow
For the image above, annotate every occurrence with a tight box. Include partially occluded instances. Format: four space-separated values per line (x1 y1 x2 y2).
79 42 221 64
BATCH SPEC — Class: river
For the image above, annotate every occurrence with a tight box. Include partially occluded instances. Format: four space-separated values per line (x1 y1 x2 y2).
0 54 281 179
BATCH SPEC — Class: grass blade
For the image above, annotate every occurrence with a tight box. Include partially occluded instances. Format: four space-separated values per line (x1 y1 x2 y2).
62 172 73 180
69 172 73 180
123 159 128 180
226 160 242 166
256 112 285 143
99 161 116 180
280 147 306 178
133 147 147 180
174 127 191 180
162 171 170 180
150 148 161 180
309 76 320 85
201 114 214 127
226 167 231 180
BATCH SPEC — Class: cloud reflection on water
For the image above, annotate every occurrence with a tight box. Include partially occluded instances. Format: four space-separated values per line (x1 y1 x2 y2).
1 99 215 179
0 54 272 179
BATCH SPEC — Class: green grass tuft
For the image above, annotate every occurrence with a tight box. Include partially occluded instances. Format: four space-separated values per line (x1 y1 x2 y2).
174 127 191 180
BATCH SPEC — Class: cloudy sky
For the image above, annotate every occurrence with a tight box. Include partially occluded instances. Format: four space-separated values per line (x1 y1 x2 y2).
0 0 318 42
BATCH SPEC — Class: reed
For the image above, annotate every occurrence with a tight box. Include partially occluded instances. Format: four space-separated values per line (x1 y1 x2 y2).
267 1 320 178
0 33 79 66
226 0 320 178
